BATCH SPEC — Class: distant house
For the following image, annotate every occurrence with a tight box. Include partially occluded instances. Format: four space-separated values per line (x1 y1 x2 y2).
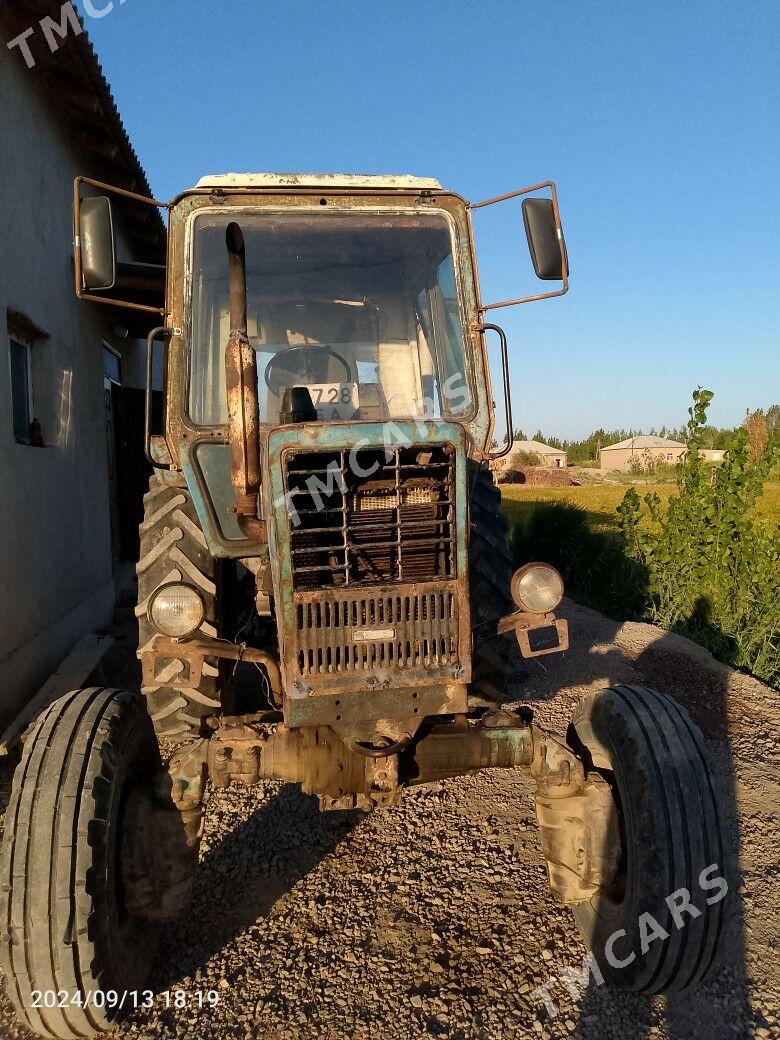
700 448 726 463
500 438 568 472
598 435 686 472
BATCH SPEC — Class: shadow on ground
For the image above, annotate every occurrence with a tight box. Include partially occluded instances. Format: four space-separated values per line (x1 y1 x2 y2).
150 783 365 992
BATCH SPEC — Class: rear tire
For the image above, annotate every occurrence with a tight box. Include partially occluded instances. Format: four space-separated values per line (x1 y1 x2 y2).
0 688 160 1039
137 473 222 741
569 684 727 994
469 465 519 704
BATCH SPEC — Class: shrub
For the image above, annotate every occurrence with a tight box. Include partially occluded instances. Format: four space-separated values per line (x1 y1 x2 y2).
514 450 544 468
618 389 780 687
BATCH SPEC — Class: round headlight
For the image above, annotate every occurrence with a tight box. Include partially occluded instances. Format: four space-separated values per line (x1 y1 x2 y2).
148 583 205 639
511 563 564 615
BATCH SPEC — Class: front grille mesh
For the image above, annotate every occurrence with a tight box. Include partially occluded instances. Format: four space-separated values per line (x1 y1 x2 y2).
286 445 456 591
294 585 458 677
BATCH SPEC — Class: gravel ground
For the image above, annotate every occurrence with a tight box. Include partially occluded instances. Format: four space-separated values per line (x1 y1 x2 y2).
0 599 777 1040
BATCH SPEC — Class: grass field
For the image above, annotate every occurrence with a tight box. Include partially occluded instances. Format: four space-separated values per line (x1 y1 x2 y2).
500 481 780 533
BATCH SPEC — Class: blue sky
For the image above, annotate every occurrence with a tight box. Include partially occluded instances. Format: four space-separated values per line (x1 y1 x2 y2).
79 0 779 439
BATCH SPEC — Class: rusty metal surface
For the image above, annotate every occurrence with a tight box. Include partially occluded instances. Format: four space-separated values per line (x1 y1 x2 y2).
285 444 457 590
128 708 622 906
535 777 622 906
225 328 263 531
498 609 570 659
528 729 622 906
142 635 282 706
292 581 463 682
207 722 398 807
223 222 264 539
285 679 468 743
266 424 472 703
407 713 534 785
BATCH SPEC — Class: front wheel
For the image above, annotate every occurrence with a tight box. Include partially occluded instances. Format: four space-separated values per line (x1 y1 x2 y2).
568 684 727 994
0 688 161 1039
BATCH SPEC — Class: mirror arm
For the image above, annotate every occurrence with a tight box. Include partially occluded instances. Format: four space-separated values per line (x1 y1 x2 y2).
480 323 514 460
469 180 569 312
73 175 169 316
470 179 557 210
479 278 568 313
145 326 173 470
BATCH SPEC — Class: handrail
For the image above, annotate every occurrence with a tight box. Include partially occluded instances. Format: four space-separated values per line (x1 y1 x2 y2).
144 326 173 470
480 323 513 460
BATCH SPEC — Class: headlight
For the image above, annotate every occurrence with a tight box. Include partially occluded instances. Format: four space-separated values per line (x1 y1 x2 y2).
511 563 564 615
148 583 205 639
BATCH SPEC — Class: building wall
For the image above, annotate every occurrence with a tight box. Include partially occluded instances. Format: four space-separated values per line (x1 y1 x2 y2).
0 45 141 722
497 450 568 472
700 449 726 463
599 446 686 471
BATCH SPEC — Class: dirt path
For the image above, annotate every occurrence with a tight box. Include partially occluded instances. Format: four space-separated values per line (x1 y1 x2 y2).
0 600 777 1040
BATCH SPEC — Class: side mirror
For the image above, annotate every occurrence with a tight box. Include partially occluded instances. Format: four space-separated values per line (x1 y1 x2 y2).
470 181 569 311
522 197 568 281
79 196 116 291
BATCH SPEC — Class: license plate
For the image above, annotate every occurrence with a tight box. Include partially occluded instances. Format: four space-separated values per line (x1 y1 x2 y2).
307 383 360 420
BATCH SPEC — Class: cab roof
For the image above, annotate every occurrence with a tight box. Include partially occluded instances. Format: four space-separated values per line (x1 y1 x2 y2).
194 173 444 191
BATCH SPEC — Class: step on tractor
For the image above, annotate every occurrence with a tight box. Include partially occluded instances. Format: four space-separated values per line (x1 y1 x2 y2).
1 174 726 1037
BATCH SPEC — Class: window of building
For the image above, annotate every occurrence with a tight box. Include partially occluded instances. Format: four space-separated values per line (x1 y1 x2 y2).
9 337 33 443
6 310 49 445
666 452 674 462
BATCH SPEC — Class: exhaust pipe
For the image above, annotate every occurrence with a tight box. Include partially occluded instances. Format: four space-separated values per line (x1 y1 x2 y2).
225 222 265 541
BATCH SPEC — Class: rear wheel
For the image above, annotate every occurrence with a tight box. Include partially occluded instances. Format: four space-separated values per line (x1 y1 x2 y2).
137 473 222 740
469 465 519 704
0 688 160 1039
569 684 727 994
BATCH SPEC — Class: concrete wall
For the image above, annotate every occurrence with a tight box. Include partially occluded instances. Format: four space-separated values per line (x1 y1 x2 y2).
599 446 687 471
0 46 143 722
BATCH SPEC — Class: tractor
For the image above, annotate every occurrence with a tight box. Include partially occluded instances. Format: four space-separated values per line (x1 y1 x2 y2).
0 174 726 1038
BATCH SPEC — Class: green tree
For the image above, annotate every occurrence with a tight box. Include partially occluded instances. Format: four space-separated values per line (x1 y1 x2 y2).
618 389 780 687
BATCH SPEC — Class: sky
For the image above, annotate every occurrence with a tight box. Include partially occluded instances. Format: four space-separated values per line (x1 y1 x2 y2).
77 0 779 440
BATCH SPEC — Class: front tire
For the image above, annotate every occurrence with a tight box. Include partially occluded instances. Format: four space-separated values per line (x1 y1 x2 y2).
569 684 727 994
0 688 161 1039
468 465 519 704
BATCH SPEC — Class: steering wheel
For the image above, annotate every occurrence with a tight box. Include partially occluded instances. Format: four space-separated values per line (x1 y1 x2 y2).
263 344 353 396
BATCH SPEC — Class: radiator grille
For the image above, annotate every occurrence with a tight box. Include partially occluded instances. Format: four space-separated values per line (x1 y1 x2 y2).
286 445 456 591
294 585 458 677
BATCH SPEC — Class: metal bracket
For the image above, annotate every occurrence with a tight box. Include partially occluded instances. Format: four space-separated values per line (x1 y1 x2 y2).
140 634 282 705
498 610 569 658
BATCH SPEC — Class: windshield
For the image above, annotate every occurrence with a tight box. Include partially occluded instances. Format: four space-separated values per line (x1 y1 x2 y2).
188 210 472 425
